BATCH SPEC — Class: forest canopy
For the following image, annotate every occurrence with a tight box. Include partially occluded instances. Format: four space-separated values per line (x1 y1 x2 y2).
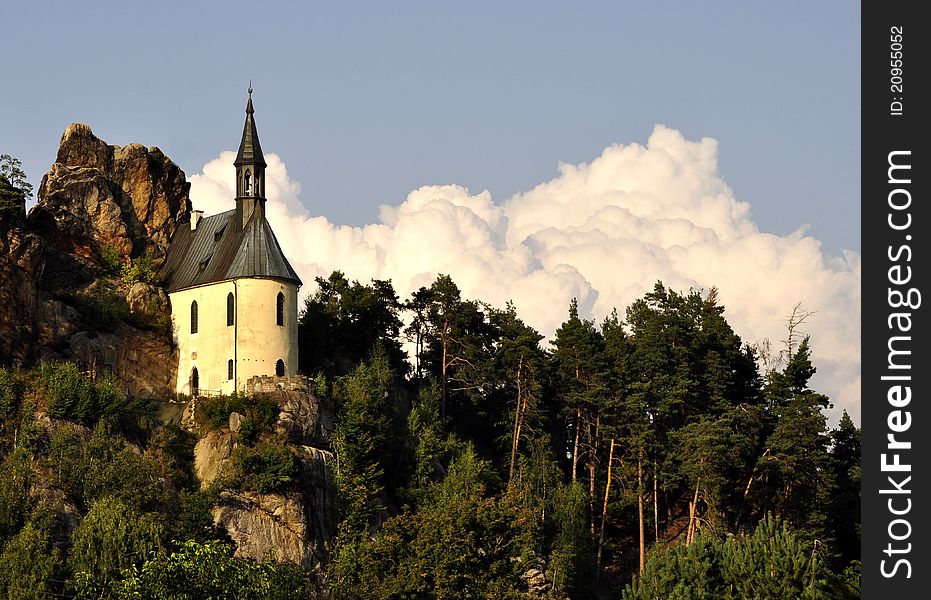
0 272 860 598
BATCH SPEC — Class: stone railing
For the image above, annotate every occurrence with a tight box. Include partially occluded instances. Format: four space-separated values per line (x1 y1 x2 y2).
246 374 314 395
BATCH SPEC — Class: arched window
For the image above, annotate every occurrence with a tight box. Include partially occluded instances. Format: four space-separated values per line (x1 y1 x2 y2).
244 170 251 195
227 292 234 326
228 359 234 381
276 292 284 326
255 173 262 196
275 359 285 377
190 301 198 334
191 367 199 396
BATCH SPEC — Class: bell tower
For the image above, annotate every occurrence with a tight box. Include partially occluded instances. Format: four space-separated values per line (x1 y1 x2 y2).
234 83 267 230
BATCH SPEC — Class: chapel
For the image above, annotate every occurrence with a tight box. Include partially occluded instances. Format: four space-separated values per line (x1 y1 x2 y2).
161 88 302 396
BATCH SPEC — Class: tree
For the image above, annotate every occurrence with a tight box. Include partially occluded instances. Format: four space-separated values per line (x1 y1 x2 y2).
113 539 314 600
756 338 832 544
827 411 860 569
68 496 165 591
551 299 605 485
488 303 546 485
329 448 531 599
406 275 497 439
0 154 32 219
0 520 65 599
623 515 834 600
298 271 406 377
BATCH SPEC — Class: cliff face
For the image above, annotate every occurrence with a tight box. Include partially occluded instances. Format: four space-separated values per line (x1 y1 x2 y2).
193 388 337 567
0 123 190 399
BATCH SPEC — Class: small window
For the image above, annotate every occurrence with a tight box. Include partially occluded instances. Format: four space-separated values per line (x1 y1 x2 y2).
228 359 234 381
276 292 285 326
244 170 251 195
191 367 199 396
275 359 285 377
227 292 235 326
190 301 198 334
214 225 226 242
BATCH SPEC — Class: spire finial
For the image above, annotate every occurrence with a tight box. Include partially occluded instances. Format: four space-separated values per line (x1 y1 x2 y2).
248 80 253 97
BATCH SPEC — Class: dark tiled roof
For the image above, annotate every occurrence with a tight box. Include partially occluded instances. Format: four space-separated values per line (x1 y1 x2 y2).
234 97 266 167
161 210 302 292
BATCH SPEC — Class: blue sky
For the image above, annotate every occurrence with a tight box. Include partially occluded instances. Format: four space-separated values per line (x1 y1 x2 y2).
5 1 859 256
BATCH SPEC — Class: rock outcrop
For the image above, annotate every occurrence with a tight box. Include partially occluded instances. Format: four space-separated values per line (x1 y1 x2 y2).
31 123 190 266
0 124 190 399
214 491 319 565
190 388 336 567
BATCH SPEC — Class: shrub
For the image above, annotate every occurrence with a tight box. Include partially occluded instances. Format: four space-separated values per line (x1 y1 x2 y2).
121 249 160 285
41 363 137 426
194 393 278 437
231 442 299 494
76 290 130 331
0 366 22 421
99 243 123 274
68 496 165 591
0 521 64 598
622 515 832 600
113 539 316 599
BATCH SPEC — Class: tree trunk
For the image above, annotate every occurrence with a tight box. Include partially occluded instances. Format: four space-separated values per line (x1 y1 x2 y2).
571 407 581 483
653 457 659 543
686 476 701 546
588 414 599 537
596 438 615 577
509 355 525 484
638 452 645 574
440 320 449 419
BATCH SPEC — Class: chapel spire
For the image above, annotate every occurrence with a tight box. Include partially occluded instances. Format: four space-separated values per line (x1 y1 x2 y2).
234 84 266 228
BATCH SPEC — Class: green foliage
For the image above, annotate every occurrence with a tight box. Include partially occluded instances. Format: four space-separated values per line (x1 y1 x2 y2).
146 424 198 491
45 422 86 498
299 271 408 378
332 351 408 536
623 515 831 600
82 421 169 512
0 448 33 545
76 290 132 331
827 411 861 569
193 393 278 437
113 539 316 600
329 448 530 599
0 155 31 219
231 442 299 494
68 496 165 591
0 368 31 451
548 482 594 597
166 489 223 547
41 362 137 426
407 379 461 492
0 520 65 599
0 367 23 422
120 249 160 285
100 243 124 274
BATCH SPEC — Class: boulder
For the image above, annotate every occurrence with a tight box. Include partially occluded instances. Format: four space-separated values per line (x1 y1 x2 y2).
213 491 318 566
274 389 335 446
68 322 176 399
193 429 237 488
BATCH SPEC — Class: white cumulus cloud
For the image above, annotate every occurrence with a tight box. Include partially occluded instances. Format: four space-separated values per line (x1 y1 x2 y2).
188 125 861 424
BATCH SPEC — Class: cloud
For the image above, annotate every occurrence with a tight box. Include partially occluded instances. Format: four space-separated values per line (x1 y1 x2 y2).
188 125 861 424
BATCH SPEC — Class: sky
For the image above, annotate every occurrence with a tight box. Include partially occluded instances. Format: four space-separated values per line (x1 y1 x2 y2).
2 1 860 422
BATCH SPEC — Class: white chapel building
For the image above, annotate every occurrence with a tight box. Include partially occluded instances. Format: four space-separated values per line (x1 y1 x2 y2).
162 89 302 396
